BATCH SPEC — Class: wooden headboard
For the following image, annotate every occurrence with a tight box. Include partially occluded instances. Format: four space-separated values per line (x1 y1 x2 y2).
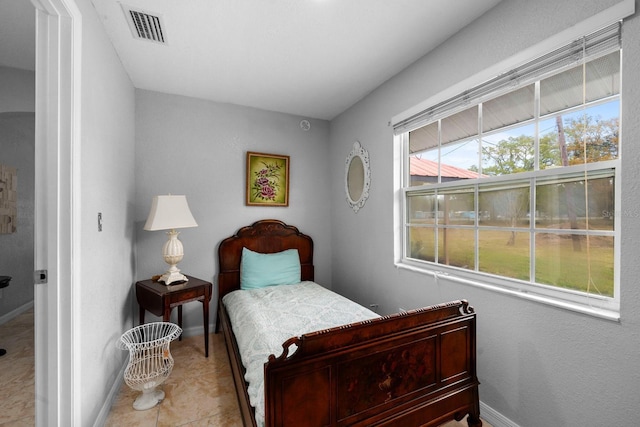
217 219 314 300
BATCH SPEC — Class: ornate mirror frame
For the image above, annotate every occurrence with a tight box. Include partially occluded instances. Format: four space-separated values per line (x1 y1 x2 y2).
345 141 371 213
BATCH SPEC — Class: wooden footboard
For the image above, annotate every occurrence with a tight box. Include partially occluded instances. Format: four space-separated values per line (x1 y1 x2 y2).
263 300 481 427
219 297 481 427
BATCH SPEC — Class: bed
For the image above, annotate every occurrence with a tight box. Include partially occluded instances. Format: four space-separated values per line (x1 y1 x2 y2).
216 219 482 427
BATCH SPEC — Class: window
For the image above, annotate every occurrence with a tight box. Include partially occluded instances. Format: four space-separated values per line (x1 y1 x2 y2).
395 23 621 316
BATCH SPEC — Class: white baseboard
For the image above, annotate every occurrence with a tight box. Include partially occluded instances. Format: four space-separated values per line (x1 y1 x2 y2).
180 323 212 338
480 401 520 427
0 300 34 325
93 357 127 427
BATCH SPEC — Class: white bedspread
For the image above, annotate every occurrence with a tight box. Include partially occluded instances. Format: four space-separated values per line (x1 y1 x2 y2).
222 281 379 427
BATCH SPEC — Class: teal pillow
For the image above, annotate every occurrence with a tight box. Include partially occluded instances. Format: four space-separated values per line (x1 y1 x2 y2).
240 247 301 290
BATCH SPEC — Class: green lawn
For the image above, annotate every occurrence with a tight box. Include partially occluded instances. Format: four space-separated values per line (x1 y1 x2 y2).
409 227 613 297
535 234 613 296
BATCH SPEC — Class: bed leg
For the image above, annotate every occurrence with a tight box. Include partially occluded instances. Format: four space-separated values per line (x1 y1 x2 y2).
466 413 483 427
215 302 221 334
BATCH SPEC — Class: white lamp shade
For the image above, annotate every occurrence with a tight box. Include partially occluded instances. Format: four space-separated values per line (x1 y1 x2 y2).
144 195 198 231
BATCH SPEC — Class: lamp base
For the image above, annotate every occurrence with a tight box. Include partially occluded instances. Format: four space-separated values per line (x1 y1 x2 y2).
159 270 189 285
158 230 188 285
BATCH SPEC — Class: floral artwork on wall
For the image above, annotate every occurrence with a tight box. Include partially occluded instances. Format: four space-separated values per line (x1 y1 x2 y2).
246 152 290 207
0 164 17 234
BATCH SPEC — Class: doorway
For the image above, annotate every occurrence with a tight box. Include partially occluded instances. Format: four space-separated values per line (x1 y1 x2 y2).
0 0 37 424
0 112 36 424
1 0 104 424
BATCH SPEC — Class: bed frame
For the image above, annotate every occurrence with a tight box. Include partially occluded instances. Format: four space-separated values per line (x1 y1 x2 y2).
216 219 481 427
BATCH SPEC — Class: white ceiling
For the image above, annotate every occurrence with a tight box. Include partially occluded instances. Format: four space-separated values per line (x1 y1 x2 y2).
1 0 501 120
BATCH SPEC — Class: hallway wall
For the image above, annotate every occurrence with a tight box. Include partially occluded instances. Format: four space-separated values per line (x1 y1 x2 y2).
0 66 35 319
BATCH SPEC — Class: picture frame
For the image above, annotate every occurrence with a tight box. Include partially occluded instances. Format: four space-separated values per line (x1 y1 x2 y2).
0 164 17 234
246 152 290 207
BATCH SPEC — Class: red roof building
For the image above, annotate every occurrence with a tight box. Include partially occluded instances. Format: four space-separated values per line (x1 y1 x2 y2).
410 157 483 184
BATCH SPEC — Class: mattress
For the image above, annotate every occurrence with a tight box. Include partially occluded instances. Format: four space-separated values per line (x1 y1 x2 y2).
222 281 380 427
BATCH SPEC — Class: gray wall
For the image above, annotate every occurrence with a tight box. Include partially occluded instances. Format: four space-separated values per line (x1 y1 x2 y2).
134 90 331 332
0 112 34 317
329 0 640 426
0 66 35 114
0 66 35 319
74 0 136 424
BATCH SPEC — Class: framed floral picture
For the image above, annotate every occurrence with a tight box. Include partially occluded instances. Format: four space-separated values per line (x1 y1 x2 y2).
246 152 290 206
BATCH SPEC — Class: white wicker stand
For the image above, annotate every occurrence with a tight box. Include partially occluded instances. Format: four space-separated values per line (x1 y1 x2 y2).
117 322 182 410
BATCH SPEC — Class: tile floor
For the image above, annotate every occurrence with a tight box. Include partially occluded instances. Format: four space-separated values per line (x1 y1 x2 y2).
0 307 35 426
105 333 242 426
0 308 489 427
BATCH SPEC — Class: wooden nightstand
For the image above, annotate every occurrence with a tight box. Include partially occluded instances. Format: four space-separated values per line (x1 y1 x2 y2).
136 275 212 357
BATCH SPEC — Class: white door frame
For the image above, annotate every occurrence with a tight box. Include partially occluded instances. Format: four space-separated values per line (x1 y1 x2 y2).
31 0 81 425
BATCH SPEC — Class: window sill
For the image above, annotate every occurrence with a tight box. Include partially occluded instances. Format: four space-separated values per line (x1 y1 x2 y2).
394 262 620 322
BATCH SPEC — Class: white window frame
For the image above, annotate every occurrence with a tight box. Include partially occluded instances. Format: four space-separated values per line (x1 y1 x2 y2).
392 3 635 321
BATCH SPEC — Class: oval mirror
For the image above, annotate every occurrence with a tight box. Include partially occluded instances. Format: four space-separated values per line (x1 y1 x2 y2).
345 141 370 213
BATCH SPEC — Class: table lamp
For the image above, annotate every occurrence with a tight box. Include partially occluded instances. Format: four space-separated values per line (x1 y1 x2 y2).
144 195 198 285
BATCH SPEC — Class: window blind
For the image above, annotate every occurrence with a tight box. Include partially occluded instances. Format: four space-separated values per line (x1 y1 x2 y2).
394 21 622 135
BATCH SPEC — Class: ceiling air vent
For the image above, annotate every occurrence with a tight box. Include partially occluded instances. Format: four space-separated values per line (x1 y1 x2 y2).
122 5 166 44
